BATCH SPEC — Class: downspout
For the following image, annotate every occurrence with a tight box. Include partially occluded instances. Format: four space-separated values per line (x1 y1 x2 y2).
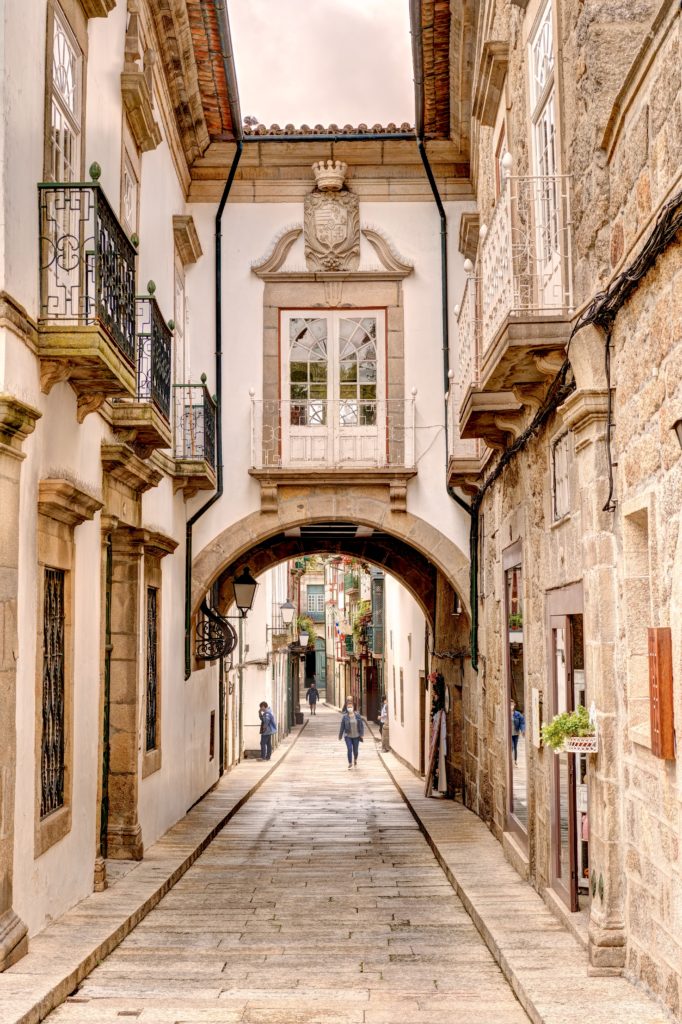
411 0 478 669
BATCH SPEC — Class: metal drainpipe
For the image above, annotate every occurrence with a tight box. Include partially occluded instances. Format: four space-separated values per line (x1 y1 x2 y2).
184 139 243 679
416 138 479 672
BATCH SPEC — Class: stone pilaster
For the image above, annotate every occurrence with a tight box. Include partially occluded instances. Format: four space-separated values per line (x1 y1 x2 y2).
0 395 41 970
562 326 626 972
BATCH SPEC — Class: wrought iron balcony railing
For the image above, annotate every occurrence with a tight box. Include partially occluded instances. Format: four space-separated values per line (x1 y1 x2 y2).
173 379 217 470
455 270 479 395
478 158 574 358
446 380 485 462
250 397 416 470
136 286 172 420
38 165 137 364
344 572 360 593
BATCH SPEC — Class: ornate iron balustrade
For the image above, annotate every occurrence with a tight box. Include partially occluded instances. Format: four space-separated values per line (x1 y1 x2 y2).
344 571 360 592
455 270 479 396
136 286 172 420
38 166 137 363
173 379 217 469
478 161 574 357
250 397 416 470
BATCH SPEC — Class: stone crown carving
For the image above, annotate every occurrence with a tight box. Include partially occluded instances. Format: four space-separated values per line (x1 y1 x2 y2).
312 160 347 191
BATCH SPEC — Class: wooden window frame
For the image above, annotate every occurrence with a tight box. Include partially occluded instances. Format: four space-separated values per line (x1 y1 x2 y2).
43 1 87 183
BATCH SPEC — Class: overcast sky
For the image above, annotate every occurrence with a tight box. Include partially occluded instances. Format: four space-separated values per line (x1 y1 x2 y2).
228 0 415 128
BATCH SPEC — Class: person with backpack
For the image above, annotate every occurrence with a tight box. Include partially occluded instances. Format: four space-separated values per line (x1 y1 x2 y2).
258 701 277 760
306 679 320 715
511 699 525 766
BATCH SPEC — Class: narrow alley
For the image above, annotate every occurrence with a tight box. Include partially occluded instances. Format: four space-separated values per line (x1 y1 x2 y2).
45 707 530 1024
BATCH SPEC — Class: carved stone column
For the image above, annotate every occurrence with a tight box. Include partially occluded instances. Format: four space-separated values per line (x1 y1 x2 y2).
561 325 626 973
0 395 41 970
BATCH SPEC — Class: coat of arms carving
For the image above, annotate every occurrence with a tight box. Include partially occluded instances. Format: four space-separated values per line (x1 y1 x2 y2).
304 161 360 272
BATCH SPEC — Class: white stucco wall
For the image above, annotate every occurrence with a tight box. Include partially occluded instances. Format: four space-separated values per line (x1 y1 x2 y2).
384 571 426 774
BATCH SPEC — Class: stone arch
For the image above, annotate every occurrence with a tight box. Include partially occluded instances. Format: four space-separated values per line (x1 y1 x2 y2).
192 497 470 625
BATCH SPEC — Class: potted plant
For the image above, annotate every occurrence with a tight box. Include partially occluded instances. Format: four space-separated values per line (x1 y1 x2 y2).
541 703 598 753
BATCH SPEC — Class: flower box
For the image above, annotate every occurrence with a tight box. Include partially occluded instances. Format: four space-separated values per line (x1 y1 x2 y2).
562 734 598 754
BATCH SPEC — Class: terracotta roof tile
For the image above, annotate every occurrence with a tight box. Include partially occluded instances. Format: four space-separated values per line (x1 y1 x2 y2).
187 0 234 139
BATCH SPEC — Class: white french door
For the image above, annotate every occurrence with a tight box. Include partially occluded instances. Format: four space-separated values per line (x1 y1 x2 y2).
280 309 386 467
533 92 563 309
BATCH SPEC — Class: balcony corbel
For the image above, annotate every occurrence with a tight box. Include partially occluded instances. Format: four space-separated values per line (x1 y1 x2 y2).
79 0 116 17
121 3 161 153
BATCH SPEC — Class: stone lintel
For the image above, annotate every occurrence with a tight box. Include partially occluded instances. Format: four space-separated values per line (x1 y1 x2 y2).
479 316 572 394
121 71 162 153
559 388 610 452
0 394 42 453
79 0 116 16
38 479 104 528
134 528 179 560
249 467 417 513
102 443 163 493
472 41 509 127
254 269 411 284
172 215 203 265
0 908 29 972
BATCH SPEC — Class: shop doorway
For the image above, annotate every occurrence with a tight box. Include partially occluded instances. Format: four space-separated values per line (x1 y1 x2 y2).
503 545 528 842
549 604 588 912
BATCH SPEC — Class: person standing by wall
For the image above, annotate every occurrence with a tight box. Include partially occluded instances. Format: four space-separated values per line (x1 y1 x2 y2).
511 700 525 767
259 701 277 761
338 696 364 769
306 679 320 715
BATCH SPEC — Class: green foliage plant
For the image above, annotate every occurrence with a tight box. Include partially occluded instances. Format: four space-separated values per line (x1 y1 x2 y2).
296 615 317 648
541 704 593 751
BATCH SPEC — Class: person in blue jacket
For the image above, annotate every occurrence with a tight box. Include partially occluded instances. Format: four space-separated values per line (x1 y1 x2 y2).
338 696 364 769
259 701 277 760
511 699 525 766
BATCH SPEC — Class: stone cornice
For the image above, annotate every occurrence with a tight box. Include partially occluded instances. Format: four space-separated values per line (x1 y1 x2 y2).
558 388 610 452
134 528 179 559
472 41 509 127
121 70 163 153
0 394 42 454
38 479 104 527
249 467 417 513
101 442 163 493
172 215 203 264
0 292 38 351
79 0 116 17
255 270 411 284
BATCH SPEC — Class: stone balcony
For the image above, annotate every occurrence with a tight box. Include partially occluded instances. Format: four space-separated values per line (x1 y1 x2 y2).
37 168 138 422
172 378 217 498
446 382 492 494
456 159 574 447
111 287 173 456
249 395 417 512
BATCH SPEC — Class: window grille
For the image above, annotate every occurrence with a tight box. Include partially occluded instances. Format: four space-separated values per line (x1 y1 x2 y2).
41 568 66 818
552 432 572 520
146 587 158 751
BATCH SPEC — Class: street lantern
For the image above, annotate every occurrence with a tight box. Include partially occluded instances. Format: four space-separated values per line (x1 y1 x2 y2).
233 566 258 617
298 630 309 649
280 599 295 626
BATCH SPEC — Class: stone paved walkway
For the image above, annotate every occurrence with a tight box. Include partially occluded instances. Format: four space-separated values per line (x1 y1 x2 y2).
43 706 531 1024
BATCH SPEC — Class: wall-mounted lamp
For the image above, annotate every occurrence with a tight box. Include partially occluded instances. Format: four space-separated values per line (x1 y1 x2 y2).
298 630 309 649
232 566 258 617
265 599 296 640
672 418 682 450
195 566 258 661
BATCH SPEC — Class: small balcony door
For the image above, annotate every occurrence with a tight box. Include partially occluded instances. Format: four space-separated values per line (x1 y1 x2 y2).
281 310 386 467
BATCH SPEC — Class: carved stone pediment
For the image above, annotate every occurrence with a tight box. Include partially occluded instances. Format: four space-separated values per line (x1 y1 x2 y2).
304 189 360 272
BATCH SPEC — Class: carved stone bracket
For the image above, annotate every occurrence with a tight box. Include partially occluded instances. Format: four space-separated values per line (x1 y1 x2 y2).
558 388 610 454
249 467 417 514
77 393 108 423
38 479 103 527
458 213 481 263
172 215 203 265
473 41 509 127
101 442 163 493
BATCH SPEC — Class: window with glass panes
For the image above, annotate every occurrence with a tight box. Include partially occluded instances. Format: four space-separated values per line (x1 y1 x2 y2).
48 9 82 182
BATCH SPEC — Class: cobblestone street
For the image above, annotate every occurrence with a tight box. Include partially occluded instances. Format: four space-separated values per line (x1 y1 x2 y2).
45 707 530 1024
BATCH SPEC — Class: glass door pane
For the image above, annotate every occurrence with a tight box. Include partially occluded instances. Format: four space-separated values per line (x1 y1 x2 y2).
551 616 578 910
282 314 330 465
505 563 528 836
335 313 385 465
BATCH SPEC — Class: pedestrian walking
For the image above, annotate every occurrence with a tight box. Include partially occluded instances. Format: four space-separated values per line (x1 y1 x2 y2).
511 699 525 766
379 697 388 735
338 696 364 769
306 679 319 715
259 701 277 761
